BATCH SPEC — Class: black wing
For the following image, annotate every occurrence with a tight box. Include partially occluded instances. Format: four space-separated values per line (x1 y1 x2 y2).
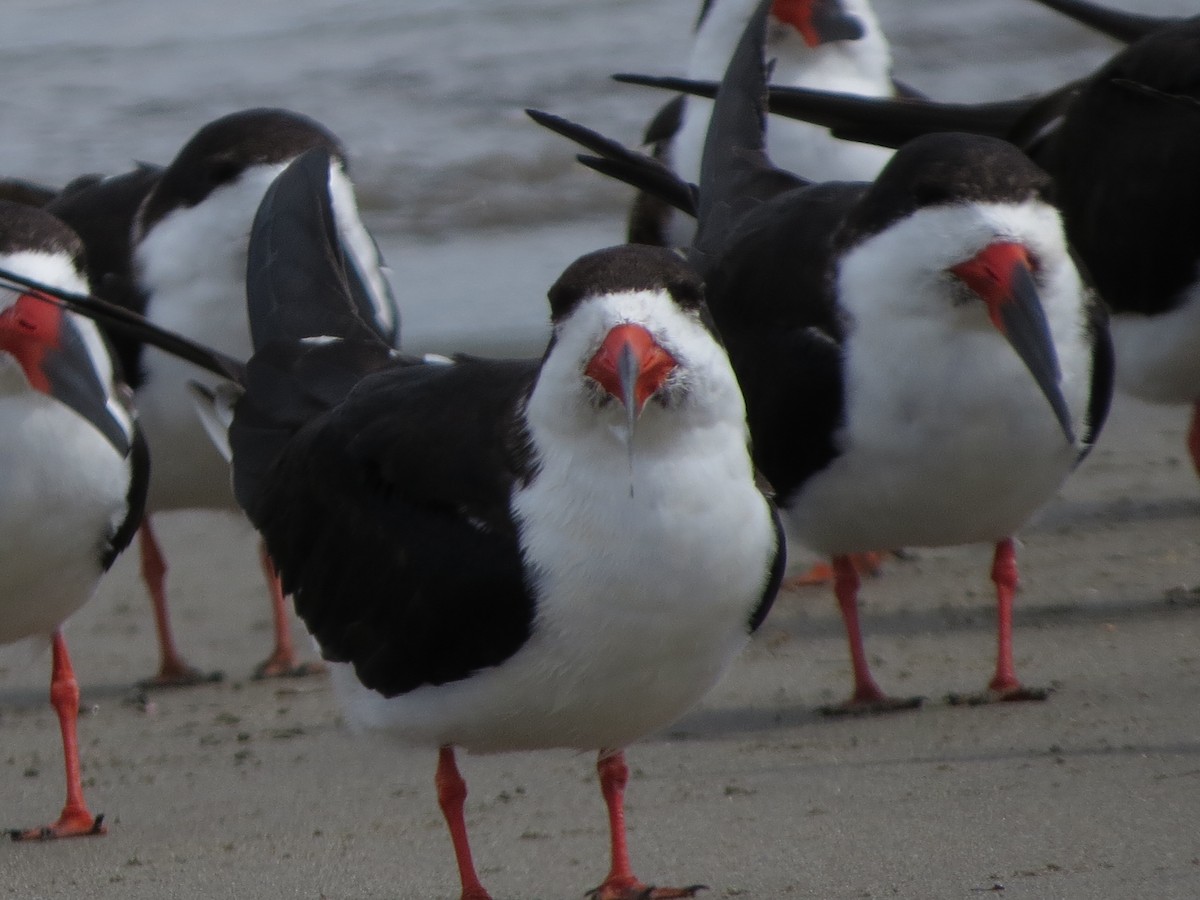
1081 289 1114 461
526 109 699 218
235 147 542 697
619 72 1069 152
247 352 541 698
1024 0 1176 43
642 93 686 146
690 0 808 266
1046 21 1200 317
245 148 387 349
233 147 408 512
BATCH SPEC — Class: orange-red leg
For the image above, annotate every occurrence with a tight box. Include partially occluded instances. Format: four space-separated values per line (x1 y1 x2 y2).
10 631 106 841
784 551 886 589
947 538 1048 705
820 556 923 715
1188 401 1200 479
435 746 492 900
252 542 324 680
588 751 704 900
137 519 220 688
989 538 1021 695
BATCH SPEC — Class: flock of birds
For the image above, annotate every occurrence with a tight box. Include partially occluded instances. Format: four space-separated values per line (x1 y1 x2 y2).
0 0 1196 897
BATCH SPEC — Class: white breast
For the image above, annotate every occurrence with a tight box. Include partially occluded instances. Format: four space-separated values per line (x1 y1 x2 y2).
787 202 1094 553
1108 284 1200 406
334 289 778 754
0 370 130 644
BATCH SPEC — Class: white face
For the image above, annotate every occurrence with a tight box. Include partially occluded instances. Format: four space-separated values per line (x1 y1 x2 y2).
0 249 115 386
527 287 747 449
0 249 135 439
838 200 1081 338
832 197 1094 456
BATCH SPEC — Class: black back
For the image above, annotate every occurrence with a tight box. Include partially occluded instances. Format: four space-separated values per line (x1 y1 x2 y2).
244 353 540 696
1025 0 1177 43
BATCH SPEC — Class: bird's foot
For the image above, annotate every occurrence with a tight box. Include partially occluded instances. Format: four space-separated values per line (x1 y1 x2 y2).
10 811 105 842
784 551 887 590
819 693 924 717
946 684 1050 706
587 882 706 900
252 653 327 681
138 662 223 690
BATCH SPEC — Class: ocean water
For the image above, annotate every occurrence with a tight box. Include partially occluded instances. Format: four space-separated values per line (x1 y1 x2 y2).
0 0 1189 353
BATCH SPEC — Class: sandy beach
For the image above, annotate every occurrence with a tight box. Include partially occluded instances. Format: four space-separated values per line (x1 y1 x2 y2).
2 387 1198 900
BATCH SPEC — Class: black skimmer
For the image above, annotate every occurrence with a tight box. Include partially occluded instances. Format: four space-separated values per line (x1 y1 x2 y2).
50 109 399 686
639 1 1200 482
630 0 898 247
236 147 783 900
0 201 148 840
532 0 1113 713
56 145 781 899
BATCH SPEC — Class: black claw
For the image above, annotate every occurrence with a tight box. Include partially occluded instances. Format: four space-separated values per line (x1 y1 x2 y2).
818 695 924 717
252 660 326 681
946 686 1051 706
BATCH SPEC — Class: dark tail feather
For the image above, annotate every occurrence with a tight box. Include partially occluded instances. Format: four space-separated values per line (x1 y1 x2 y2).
697 0 773 224
774 87 1044 148
1024 0 1172 43
692 0 806 263
525 109 698 217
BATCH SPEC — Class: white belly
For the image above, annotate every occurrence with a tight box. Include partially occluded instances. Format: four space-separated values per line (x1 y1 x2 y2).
0 388 129 643
788 331 1084 555
1109 292 1200 406
334 423 777 754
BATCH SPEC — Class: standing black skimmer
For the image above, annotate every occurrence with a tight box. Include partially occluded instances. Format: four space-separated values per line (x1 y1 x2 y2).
50 147 786 899
202 148 778 900
0 201 148 840
531 0 1113 713
49 109 399 686
630 0 898 247
648 2 1200 483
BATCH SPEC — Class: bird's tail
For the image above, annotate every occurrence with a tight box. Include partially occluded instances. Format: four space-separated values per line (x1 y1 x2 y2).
1023 0 1169 43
